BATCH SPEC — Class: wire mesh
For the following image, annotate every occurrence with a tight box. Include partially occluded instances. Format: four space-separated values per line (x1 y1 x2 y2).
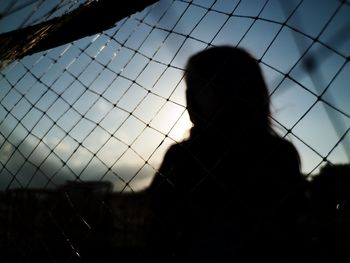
0 0 350 262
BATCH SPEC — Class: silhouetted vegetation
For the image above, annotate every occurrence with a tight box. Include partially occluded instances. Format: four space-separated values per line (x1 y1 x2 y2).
303 163 350 262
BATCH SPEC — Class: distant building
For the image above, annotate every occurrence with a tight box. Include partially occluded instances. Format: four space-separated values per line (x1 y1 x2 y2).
57 180 113 194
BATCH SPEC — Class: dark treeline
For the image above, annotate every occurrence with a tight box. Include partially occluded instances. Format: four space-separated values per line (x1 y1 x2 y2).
0 181 152 263
0 163 350 262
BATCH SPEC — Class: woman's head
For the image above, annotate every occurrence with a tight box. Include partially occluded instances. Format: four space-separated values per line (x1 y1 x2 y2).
185 46 271 133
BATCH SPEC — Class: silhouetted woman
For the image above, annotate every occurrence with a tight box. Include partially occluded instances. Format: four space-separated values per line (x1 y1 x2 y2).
148 46 307 262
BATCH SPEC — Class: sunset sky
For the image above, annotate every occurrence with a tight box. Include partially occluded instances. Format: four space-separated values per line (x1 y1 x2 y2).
0 0 349 192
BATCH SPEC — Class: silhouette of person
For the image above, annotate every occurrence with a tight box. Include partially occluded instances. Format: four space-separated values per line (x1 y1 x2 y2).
147 46 307 262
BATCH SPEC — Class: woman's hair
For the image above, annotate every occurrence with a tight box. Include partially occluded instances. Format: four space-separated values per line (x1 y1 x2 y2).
185 46 272 134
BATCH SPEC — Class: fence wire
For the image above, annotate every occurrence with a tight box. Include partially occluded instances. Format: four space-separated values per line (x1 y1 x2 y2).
0 0 350 262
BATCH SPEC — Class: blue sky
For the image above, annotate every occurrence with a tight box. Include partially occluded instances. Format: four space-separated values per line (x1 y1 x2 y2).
0 0 349 192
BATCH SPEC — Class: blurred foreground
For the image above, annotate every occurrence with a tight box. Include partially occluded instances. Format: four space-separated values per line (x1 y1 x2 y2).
1 164 350 263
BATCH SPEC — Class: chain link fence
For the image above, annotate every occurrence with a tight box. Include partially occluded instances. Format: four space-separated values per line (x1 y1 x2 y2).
0 0 349 262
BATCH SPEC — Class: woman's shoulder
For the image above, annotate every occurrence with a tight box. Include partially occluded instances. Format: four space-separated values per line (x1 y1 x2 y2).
157 140 194 171
163 140 191 159
267 135 302 172
269 135 299 154
251 134 300 174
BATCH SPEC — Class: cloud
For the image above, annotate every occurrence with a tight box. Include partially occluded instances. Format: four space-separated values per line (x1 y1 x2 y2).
0 132 156 192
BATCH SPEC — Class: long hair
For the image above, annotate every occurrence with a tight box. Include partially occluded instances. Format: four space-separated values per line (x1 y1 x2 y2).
185 46 272 135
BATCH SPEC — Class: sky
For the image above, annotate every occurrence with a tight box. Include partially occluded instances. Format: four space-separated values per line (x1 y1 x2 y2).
0 0 349 192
